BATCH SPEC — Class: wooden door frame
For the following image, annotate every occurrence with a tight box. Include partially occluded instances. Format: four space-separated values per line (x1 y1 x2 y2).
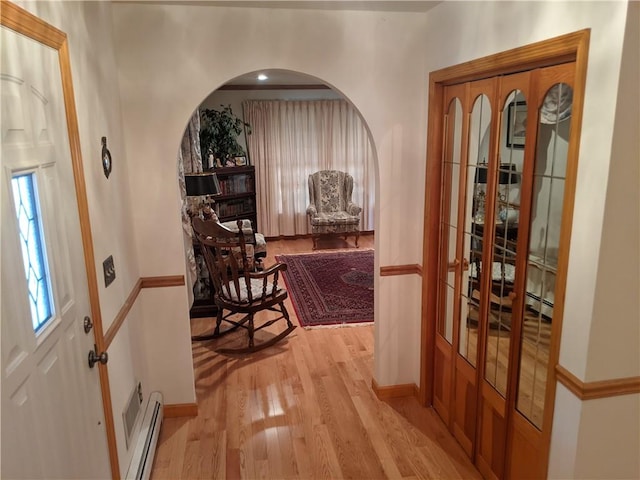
1 2 120 478
420 29 590 472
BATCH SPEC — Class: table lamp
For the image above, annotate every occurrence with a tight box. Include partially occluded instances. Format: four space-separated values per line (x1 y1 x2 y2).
185 172 221 220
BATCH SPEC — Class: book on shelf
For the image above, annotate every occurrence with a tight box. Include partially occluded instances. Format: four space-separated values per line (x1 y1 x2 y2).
218 174 253 195
215 198 254 218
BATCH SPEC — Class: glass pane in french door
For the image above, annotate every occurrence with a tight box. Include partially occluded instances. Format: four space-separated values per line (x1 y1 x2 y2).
483 90 526 397
437 97 463 343
459 93 491 365
516 83 573 429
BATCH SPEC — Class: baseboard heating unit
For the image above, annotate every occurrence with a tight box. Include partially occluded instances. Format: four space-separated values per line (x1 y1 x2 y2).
126 391 164 480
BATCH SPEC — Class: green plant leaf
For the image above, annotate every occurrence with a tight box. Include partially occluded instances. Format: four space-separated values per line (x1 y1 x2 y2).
199 104 251 160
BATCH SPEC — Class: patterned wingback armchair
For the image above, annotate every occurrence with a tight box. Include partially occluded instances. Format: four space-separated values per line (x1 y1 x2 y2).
306 170 362 249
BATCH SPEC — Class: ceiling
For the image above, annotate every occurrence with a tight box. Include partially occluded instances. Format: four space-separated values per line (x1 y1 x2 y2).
114 1 441 13
225 70 328 87
204 1 441 12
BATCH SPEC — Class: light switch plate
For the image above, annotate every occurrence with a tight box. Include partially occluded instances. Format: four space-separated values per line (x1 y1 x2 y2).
103 255 116 287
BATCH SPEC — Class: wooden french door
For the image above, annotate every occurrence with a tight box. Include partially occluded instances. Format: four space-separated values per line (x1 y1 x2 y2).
430 56 580 479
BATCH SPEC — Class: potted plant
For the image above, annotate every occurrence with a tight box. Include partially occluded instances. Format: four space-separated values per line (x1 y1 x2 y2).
199 105 251 167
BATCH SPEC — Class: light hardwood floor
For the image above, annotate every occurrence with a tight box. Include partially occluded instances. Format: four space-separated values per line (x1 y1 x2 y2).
151 235 481 479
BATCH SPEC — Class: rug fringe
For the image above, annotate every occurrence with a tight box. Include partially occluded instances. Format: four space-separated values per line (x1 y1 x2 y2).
301 321 374 330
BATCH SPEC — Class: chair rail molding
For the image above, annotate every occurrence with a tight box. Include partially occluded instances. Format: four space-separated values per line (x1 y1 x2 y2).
380 264 422 276
555 365 640 400
103 275 186 349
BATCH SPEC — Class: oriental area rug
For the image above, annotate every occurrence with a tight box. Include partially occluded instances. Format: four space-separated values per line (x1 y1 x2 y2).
276 250 374 328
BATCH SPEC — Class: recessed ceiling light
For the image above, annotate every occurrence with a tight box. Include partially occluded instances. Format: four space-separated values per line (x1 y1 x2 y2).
257 74 268 81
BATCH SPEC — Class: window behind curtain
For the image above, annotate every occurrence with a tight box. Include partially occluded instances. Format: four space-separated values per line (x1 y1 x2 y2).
244 99 375 237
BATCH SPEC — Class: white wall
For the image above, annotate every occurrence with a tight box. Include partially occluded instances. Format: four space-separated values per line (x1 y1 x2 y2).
575 2 640 478
107 301 144 478
424 1 635 478
588 0 640 382
111 3 430 388
11 1 170 476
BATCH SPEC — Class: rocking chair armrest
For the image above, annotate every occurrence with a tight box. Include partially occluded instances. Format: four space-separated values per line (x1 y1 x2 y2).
248 261 288 279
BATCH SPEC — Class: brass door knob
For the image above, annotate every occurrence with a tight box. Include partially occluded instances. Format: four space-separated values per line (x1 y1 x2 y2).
88 345 109 368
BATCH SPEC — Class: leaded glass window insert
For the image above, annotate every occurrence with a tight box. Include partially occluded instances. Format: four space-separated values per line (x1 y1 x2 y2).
11 172 54 331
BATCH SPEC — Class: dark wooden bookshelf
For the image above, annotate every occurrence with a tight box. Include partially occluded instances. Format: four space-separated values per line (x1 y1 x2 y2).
212 165 257 230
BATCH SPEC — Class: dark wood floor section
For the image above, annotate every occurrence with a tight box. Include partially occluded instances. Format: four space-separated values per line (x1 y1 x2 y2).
151 235 480 479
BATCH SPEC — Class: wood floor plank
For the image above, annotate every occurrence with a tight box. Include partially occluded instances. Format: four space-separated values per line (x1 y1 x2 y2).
151 418 178 478
291 436 312 479
351 395 404 479
151 235 481 480
180 438 201 479
311 423 343 479
354 387 421 478
200 423 226 479
165 420 189 479
226 447 241 480
317 371 387 479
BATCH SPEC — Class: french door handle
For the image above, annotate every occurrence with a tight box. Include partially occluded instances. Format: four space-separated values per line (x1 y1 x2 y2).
447 259 459 271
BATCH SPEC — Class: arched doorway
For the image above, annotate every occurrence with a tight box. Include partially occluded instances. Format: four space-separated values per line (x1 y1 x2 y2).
163 70 386 477
177 67 379 339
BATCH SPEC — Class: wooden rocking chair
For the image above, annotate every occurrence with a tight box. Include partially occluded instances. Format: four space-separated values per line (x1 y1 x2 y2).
191 217 296 354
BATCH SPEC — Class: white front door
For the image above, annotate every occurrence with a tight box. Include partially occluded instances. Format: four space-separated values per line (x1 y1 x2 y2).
1 18 111 480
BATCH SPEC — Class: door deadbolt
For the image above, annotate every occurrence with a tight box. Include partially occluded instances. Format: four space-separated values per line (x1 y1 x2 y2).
88 345 108 368
83 316 93 334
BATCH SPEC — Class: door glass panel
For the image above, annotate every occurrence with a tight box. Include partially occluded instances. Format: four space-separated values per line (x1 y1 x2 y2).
484 90 524 396
437 98 463 343
459 94 491 365
459 296 480 366
516 83 572 429
442 224 457 287
443 282 455 343
11 172 54 332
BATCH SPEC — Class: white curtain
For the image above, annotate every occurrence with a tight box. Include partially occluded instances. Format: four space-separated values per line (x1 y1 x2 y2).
243 99 375 237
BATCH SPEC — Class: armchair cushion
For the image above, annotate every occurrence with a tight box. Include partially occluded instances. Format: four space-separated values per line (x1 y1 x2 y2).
310 211 360 226
220 219 267 259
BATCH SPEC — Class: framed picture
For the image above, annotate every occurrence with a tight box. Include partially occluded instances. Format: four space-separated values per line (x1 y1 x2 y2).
234 155 247 166
506 101 527 149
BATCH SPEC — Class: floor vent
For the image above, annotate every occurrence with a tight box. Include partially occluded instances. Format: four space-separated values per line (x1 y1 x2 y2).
123 383 143 449
125 391 163 480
